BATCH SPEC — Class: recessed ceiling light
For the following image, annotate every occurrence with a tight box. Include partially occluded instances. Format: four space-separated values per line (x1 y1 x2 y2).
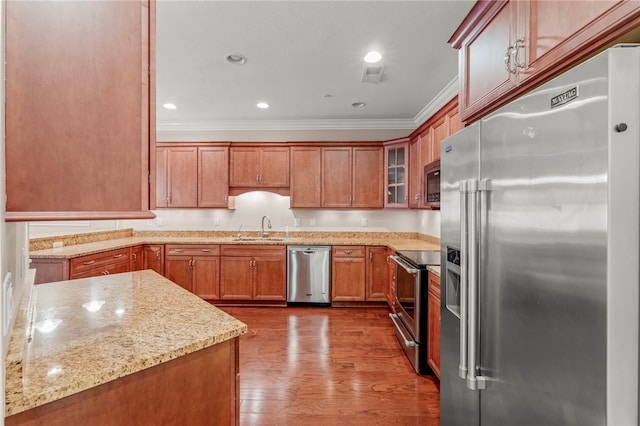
364 51 382 63
163 103 177 110
256 102 270 109
351 102 366 108
226 54 247 65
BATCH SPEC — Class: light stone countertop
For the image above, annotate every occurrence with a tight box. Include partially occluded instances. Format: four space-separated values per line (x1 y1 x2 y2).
29 230 441 259
5 270 247 417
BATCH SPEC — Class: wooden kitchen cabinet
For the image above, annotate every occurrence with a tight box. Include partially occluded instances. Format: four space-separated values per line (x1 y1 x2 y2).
156 146 198 208
322 145 384 208
366 246 388 301
165 245 220 299
427 273 441 379
220 245 286 302
70 248 131 280
450 0 640 124
384 139 409 208
408 97 458 209
290 146 322 208
143 245 165 276
331 246 366 302
229 145 290 189
386 248 397 311
198 146 230 208
130 245 144 271
5 0 154 221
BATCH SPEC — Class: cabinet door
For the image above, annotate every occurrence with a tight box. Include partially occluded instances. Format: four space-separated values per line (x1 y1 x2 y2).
166 147 198 207
322 147 352 207
5 0 152 219
220 257 253 300
198 147 229 207
352 147 384 208
253 256 286 301
331 257 366 302
518 0 639 83
427 274 441 378
386 248 396 311
143 245 165 275
156 148 169 207
164 255 194 293
193 256 220 300
384 143 408 208
366 247 388 301
260 147 290 187
130 245 144 271
429 116 447 163
290 147 321 207
229 148 260 186
459 0 518 122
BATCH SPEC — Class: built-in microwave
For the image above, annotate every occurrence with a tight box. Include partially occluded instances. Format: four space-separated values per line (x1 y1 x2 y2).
424 160 440 209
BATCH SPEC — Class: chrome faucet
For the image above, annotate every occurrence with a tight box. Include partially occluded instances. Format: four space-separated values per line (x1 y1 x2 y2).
261 215 272 238
237 224 243 239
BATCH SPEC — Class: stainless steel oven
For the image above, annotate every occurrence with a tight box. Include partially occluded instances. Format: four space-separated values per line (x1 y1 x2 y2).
389 250 439 374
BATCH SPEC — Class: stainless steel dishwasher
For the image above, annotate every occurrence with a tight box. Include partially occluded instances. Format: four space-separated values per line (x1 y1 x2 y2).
287 246 331 305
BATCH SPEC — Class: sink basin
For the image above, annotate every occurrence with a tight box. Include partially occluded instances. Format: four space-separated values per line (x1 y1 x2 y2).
233 238 285 242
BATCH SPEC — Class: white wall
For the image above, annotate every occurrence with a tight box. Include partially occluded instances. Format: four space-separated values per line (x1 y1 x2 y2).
29 191 441 238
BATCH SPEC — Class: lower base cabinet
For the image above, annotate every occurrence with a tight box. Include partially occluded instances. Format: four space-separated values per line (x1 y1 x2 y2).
427 273 441 378
164 245 220 299
220 245 286 302
331 246 366 302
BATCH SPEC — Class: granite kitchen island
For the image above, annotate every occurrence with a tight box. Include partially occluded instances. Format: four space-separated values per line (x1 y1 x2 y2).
5 270 247 425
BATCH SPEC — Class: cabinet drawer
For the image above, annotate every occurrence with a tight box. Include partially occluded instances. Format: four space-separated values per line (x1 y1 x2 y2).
166 245 220 257
332 246 365 258
428 273 441 299
221 245 286 257
71 260 130 279
71 248 131 273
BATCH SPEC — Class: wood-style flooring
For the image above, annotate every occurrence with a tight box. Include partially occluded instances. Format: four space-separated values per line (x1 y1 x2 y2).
221 306 440 426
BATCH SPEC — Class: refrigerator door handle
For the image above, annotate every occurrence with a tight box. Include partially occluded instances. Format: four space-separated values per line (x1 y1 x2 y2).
459 180 469 380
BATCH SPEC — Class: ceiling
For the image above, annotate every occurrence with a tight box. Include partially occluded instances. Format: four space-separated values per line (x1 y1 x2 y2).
156 0 474 142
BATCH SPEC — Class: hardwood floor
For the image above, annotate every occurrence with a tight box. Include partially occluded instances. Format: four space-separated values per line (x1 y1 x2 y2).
221 306 440 426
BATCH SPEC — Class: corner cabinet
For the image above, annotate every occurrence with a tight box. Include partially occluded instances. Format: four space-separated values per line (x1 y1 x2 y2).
5 0 155 221
450 0 640 124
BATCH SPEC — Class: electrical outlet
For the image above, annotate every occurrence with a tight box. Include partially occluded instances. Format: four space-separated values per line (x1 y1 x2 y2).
309 218 316 227
213 216 220 226
294 218 301 227
361 218 368 227
146 220 154 226
156 218 163 227
4 273 13 336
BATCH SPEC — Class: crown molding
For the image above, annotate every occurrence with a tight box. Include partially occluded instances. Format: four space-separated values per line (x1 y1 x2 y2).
412 77 459 126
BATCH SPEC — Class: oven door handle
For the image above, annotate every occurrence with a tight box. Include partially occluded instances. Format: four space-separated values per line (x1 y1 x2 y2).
389 313 417 347
389 255 419 275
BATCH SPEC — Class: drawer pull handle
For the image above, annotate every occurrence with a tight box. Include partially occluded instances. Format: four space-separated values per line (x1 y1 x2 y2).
113 254 123 258
83 260 95 266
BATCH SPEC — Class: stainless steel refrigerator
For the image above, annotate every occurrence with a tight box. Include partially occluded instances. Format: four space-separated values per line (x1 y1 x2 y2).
440 45 639 426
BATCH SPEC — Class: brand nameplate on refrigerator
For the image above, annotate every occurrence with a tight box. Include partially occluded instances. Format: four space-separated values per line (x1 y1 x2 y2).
550 86 579 108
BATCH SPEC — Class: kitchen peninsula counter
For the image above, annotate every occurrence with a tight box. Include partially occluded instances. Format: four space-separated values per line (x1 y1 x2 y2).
5 270 247 425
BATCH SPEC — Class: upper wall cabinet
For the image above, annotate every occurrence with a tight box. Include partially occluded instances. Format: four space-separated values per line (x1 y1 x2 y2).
5 0 155 221
229 145 290 193
290 146 322 208
321 145 384 209
384 139 409 208
155 143 229 209
450 0 640 124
